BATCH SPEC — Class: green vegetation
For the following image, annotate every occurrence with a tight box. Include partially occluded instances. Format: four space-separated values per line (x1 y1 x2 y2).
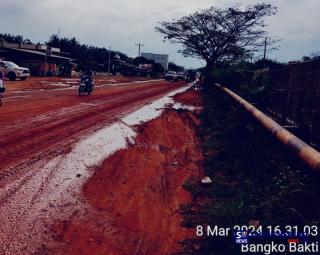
1 33 166 75
176 85 320 255
0 33 31 44
47 34 130 71
156 3 277 87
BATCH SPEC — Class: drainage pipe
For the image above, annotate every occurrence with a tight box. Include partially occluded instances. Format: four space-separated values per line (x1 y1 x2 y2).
214 83 320 173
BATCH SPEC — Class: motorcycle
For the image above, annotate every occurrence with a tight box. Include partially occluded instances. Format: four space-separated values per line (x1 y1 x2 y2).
79 75 93 96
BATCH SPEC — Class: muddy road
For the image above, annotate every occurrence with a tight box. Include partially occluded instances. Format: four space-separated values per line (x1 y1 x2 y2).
0 78 190 254
0 78 182 171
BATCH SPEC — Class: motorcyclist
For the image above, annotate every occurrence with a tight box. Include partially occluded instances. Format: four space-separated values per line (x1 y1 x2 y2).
79 68 94 96
82 68 93 88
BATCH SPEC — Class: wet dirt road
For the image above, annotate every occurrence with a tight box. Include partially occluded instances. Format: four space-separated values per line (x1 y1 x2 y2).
0 79 185 254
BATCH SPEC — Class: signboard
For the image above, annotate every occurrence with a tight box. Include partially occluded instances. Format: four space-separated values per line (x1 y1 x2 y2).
46 47 52 56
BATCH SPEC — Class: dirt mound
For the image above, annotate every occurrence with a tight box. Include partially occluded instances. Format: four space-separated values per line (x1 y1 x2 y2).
173 89 202 106
49 109 203 255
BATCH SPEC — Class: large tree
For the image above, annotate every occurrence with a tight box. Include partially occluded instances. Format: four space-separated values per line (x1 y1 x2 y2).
155 3 276 84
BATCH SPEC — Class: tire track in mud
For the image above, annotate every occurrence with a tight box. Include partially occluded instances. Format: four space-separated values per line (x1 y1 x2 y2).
0 80 162 136
0 81 168 133
0 83 184 172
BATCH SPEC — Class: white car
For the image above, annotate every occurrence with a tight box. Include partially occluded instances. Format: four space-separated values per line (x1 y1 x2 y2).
165 71 177 81
0 61 30 81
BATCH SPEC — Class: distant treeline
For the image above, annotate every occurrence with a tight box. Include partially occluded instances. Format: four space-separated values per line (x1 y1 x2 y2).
0 33 130 71
0 33 187 73
47 34 132 70
0 33 32 44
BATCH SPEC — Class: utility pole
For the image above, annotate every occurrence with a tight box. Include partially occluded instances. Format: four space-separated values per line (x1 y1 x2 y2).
135 42 144 57
44 54 47 77
108 46 111 75
263 37 267 68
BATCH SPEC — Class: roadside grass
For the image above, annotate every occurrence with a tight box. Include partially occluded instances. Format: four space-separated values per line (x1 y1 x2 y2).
175 86 320 255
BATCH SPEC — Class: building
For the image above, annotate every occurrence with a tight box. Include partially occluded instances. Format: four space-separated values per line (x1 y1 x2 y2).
141 53 169 69
0 39 73 76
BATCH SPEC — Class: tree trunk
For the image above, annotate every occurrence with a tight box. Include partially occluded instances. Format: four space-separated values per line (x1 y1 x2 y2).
202 62 215 89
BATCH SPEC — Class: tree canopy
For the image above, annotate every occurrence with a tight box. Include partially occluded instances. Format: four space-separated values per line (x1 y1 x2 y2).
47 34 131 70
156 3 276 72
0 33 32 44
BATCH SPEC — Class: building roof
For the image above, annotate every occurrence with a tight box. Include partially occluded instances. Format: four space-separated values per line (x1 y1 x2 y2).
141 52 169 58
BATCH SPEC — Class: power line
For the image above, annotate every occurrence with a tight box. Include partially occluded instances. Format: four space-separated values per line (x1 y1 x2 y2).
263 37 267 68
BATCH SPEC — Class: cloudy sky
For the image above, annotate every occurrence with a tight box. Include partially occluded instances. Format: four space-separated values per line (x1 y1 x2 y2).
1 0 320 68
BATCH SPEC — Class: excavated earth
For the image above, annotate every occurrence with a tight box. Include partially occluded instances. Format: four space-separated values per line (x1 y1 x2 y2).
0 77 203 255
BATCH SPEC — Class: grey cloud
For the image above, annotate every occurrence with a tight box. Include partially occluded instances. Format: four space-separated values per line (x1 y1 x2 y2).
1 0 320 67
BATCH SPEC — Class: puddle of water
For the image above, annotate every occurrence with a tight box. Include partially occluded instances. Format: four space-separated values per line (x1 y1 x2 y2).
122 85 191 125
172 102 202 111
61 78 79 81
108 79 162 87
38 81 70 86
48 82 69 86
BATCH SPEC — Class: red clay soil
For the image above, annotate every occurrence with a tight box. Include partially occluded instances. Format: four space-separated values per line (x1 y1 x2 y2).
0 79 189 254
48 107 203 255
0 79 184 172
0 83 203 254
174 89 203 126
5 76 150 92
173 89 202 107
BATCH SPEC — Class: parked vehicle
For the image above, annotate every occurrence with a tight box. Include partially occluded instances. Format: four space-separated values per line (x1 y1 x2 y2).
176 72 186 81
165 71 177 81
79 74 93 96
0 61 30 81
